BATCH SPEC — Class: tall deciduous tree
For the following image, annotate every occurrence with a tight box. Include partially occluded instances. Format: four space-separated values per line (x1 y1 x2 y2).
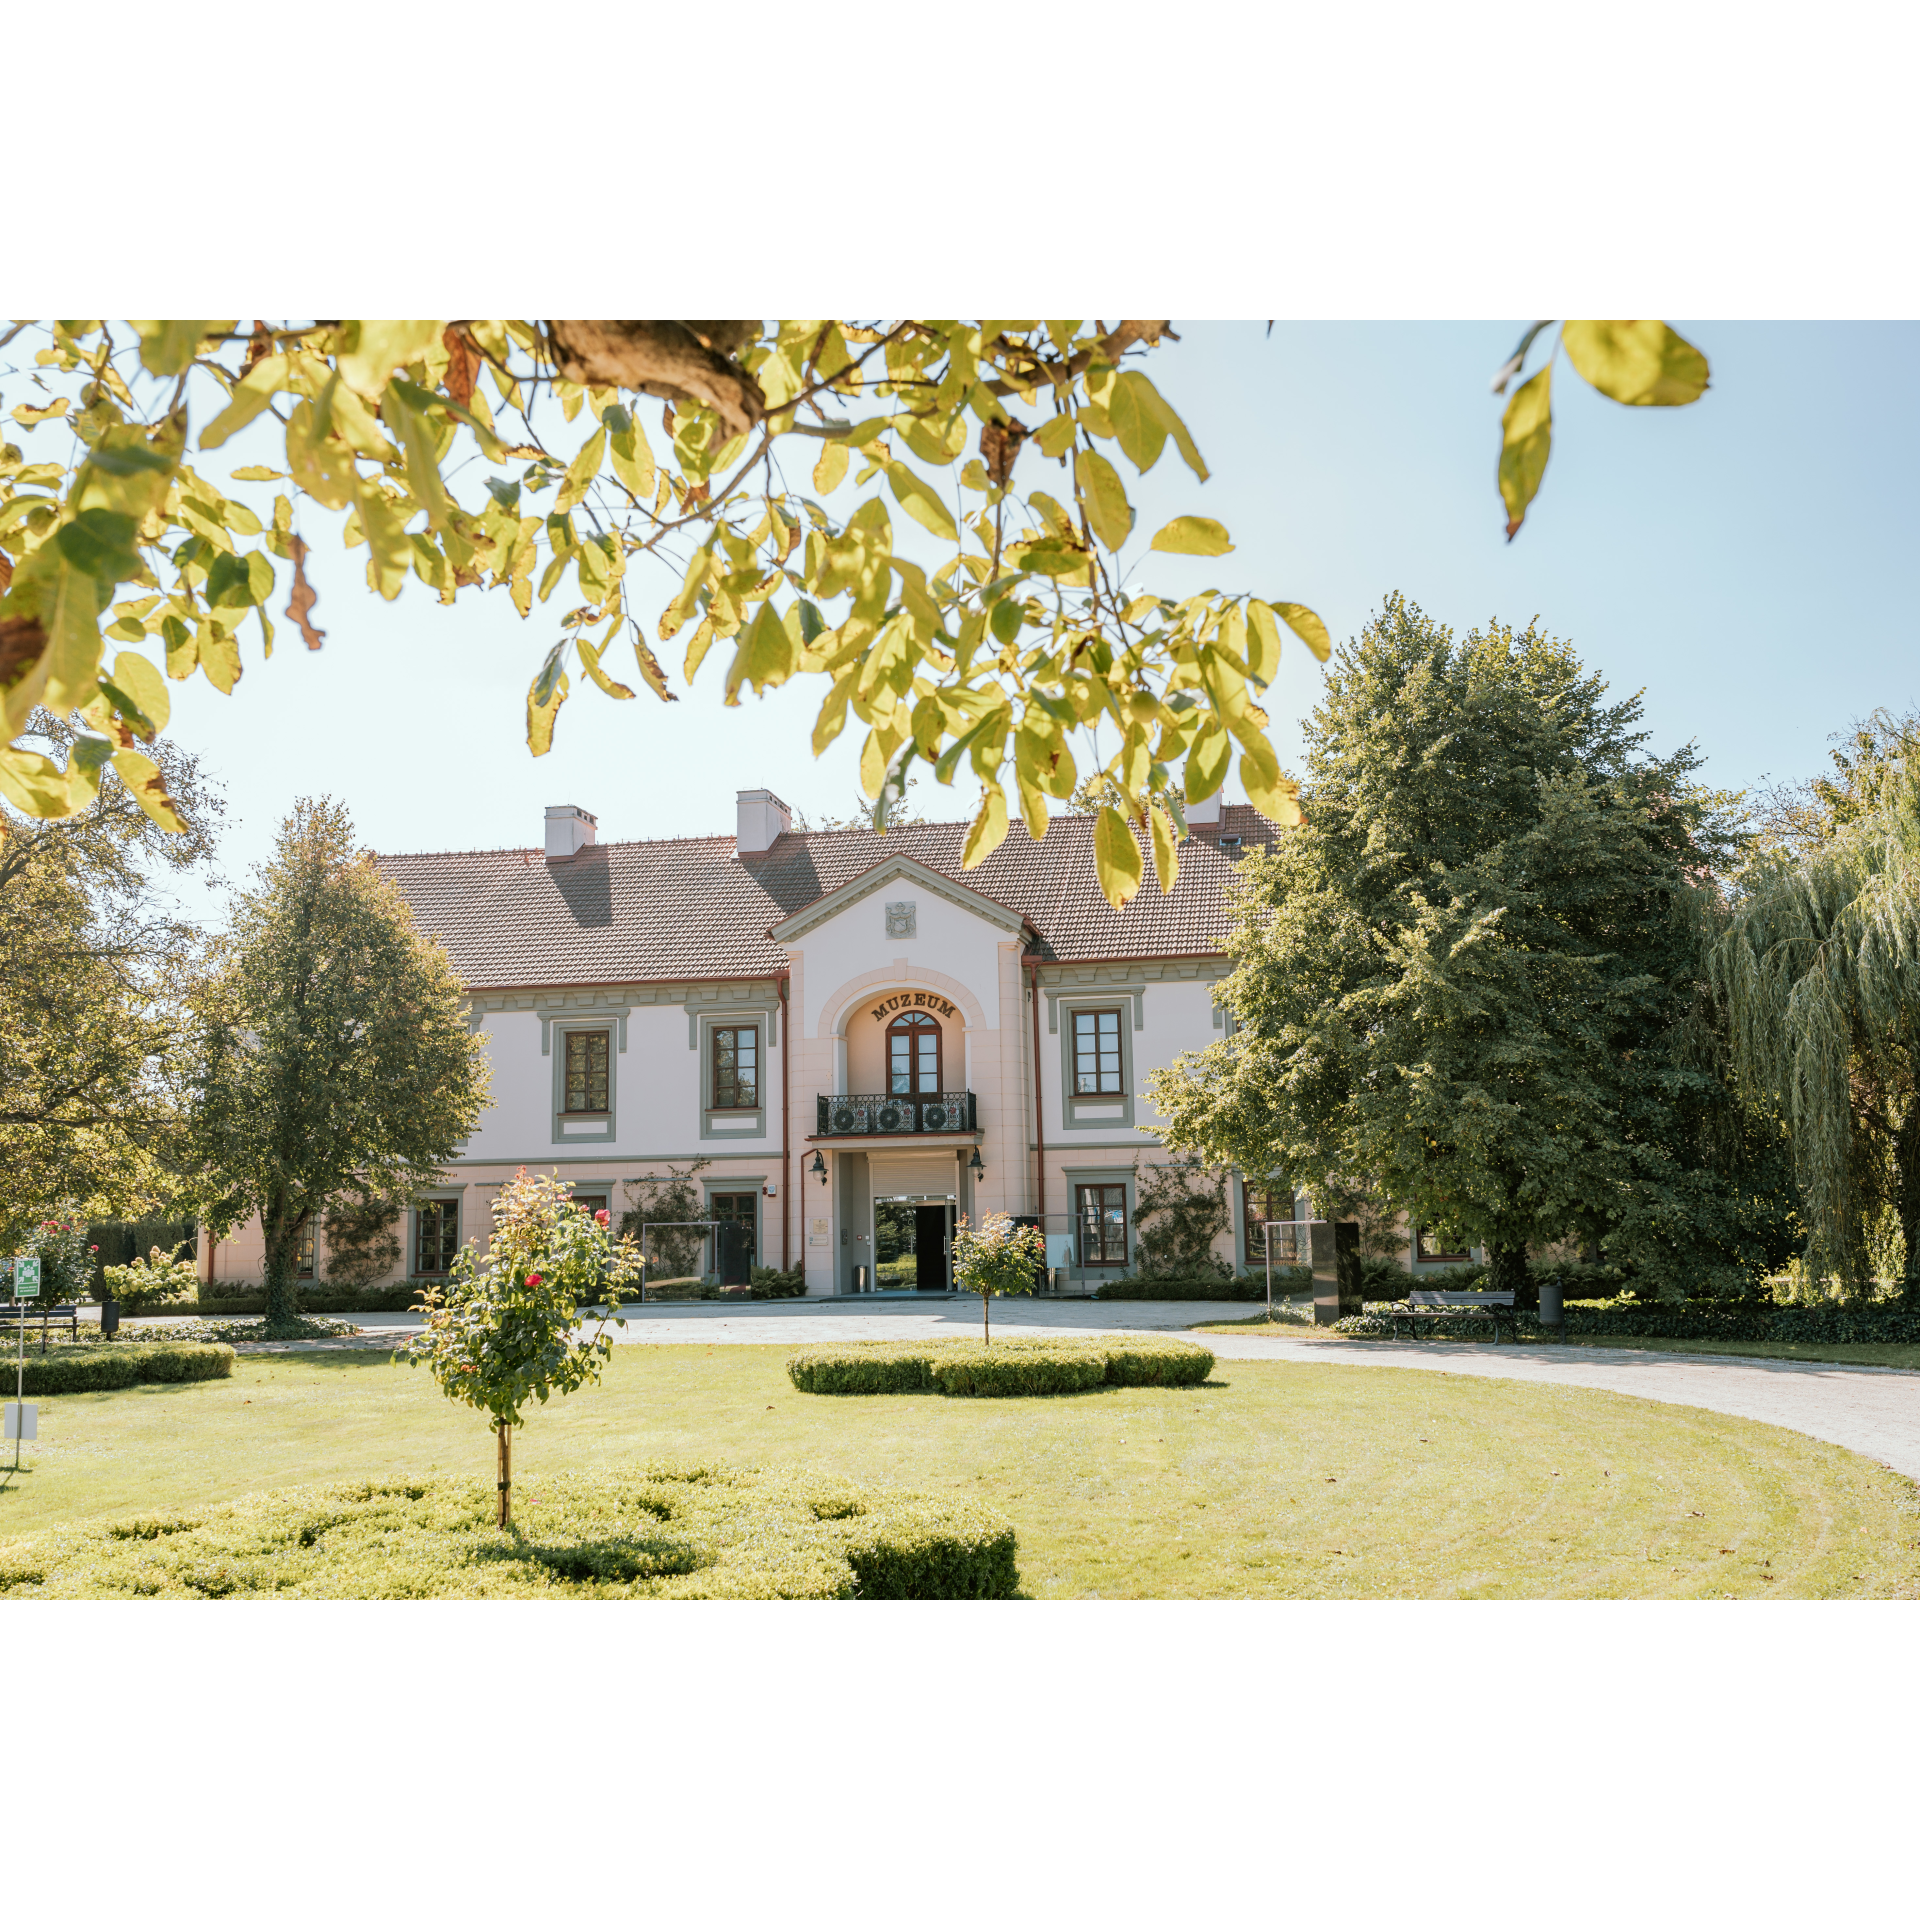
187 798 489 1330
1709 755 1920 1302
1150 597 1788 1294
0 714 221 1241
0 320 1706 911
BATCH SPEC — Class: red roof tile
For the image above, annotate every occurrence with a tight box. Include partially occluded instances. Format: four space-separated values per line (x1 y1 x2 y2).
377 806 1274 989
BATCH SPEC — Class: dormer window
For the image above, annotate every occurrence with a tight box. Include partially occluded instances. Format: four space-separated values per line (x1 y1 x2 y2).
887 1011 942 1093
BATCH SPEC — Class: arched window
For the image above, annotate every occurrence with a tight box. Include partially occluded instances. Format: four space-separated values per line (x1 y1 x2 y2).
887 1011 942 1094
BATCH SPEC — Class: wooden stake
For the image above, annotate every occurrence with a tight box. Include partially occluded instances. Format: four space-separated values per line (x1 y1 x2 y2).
495 1419 512 1528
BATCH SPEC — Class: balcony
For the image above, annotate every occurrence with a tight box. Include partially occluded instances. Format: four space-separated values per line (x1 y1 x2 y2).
815 1091 978 1138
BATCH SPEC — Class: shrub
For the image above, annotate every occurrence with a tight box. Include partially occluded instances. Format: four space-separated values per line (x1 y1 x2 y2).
931 1347 1108 1396
0 1343 235 1393
750 1264 808 1300
1561 1301 1920 1345
5 1218 95 1308
788 1335 1215 1397
1096 1275 1269 1302
102 1243 198 1311
0 1466 1018 1600
1131 1161 1234 1287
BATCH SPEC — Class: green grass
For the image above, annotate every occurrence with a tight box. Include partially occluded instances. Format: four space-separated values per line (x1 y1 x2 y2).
1191 1316 1920 1370
0 1344 1913 1597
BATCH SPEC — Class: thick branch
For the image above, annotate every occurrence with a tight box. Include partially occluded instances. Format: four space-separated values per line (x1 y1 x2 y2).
545 322 767 440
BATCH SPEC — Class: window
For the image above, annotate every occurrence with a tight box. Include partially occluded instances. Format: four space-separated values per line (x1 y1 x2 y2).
1416 1225 1468 1263
710 1191 757 1280
1071 1009 1123 1095
415 1199 459 1276
711 1025 760 1110
887 1011 942 1094
564 1029 609 1113
296 1221 316 1281
1075 1183 1129 1266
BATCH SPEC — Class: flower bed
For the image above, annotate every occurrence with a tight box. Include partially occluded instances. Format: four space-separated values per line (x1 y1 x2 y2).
788 1334 1215 1396
0 1466 1019 1600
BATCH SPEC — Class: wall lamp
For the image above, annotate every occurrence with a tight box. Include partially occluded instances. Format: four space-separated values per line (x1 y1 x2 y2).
811 1151 828 1187
968 1148 985 1184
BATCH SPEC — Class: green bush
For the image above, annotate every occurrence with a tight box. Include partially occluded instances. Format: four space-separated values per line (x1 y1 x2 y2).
788 1335 1215 1397
1 1343 235 1394
750 1264 808 1299
1561 1301 1920 1344
1095 1275 1271 1302
0 1466 1018 1600
931 1347 1108 1396
188 1283 430 1315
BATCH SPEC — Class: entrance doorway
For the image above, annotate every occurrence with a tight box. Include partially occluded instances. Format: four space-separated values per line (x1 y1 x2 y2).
709 1191 756 1286
872 1196 955 1291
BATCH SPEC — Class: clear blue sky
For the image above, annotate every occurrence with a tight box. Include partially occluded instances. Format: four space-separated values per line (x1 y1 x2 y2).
156 321 1919 904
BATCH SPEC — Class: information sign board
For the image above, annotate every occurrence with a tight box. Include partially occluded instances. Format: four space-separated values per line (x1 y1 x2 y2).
11 1256 41 1300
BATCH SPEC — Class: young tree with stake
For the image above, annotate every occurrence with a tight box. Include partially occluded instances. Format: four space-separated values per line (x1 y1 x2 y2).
951 1211 1045 1345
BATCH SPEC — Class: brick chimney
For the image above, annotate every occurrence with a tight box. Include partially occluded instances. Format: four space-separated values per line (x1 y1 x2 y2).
544 804 597 861
735 788 792 857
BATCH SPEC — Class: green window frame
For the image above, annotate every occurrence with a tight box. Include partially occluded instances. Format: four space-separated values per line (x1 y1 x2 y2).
1075 1182 1129 1266
415 1198 460 1277
1071 1009 1123 1096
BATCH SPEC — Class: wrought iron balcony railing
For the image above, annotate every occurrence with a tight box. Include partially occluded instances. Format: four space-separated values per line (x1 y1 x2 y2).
815 1091 978 1137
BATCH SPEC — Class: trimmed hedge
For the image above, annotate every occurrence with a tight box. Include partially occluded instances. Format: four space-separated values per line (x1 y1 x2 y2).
1095 1275 1299 1302
3 1343 235 1394
0 1466 1018 1600
788 1335 1215 1397
1561 1302 1920 1345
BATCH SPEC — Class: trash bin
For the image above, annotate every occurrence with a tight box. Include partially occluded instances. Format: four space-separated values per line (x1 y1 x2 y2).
100 1298 121 1336
853 1265 870 1294
1537 1281 1564 1330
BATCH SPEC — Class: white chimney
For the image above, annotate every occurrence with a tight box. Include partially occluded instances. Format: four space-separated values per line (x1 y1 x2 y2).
1185 791 1222 830
544 804 597 861
735 788 793 857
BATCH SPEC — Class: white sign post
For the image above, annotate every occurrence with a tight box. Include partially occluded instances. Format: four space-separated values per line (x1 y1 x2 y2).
7 1255 37 1471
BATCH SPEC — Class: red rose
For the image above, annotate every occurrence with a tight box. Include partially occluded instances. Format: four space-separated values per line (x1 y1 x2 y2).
526 1273 542 1288
594 1209 610 1227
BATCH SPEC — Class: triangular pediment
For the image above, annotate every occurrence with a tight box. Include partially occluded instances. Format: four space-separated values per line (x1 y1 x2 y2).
766 853 1030 944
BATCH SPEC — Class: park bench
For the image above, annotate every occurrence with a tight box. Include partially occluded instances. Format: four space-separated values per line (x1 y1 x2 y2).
0 1302 81 1349
1384 1290 1518 1344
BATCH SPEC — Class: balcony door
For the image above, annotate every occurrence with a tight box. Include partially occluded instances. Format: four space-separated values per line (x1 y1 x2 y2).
887 1012 941 1094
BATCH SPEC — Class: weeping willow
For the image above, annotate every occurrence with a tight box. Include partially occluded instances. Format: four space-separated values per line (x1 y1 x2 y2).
1708 760 1920 1299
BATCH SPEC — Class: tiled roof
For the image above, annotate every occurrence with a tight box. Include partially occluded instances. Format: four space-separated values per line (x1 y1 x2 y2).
377 806 1276 989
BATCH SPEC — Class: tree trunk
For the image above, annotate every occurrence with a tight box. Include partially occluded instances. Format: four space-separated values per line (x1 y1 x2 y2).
1490 1243 1529 1295
983 1286 990 1346
261 1204 307 1331
495 1419 512 1528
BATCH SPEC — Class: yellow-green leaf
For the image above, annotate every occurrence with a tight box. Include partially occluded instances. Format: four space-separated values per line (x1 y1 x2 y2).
527 663 569 755
131 322 229 377
199 623 242 694
812 675 853 754
555 427 606 512
813 440 849 495
1149 516 1233 557
730 599 797 701
1034 414 1077 458
1148 802 1179 895
609 408 657 499
111 649 170 740
1075 448 1132 552
1093 806 1144 908
1498 364 1552 540
963 780 1010 869
1237 732 1301 826
1186 722 1230 803
11 397 69 427
887 465 959 543
1561 321 1710 408
1244 600 1282 685
576 633 635 700
1269 600 1331 663
337 321 443 400
110 749 186 831
1109 371 1169 473
0 746 70 818
1136 380 1206 480
200 355 294 449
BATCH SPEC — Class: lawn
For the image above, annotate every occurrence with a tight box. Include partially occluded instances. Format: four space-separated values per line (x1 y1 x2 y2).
1194 1316 1920 1371
0 1344 1913 1598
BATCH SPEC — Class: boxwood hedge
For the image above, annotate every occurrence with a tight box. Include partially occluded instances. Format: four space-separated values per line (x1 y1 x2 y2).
0 1465 1017 1600
1 1343 235 1394
787 1335 1214 1397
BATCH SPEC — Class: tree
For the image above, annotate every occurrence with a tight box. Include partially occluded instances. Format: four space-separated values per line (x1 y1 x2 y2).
1708 754 1920 1302
0 319 1707 912
399 1170 638 1526
950 1211 1045 1343
187 797 489 1331
1150 596 1781 1295
0 713 221 1242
